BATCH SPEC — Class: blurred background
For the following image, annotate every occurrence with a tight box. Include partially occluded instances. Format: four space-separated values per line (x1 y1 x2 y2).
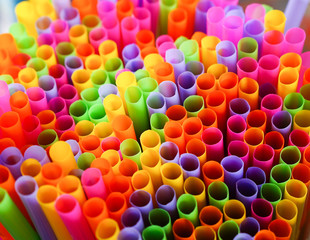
0 0 309 50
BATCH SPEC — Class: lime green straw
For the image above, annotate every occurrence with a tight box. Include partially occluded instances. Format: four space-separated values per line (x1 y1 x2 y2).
26 58 49 78
150 113 169 143
124 86 150 137
208 181 230 211
88 104 108 124
183 95 204 117
17 36 38 58
80 88 102 108
218 220 240 240
279 146 301 170
179 40 200 63
77 152 96 170
37 129 59 149
262 4 274 13
105 57 124 84
120 138 142 169
9 22 28 42
0 188 39 240
177 194 199 227
159 0 177 35
260 183 282 217
55 42 76 65
149 208 172 240
270 163 292 194
91 69 110 88
135 69 150 81
0 75 14 85
138 77 159 101
142 225 167 240
283 93 305 118
237 37 258 60
69 100 90 123
175 36 188 49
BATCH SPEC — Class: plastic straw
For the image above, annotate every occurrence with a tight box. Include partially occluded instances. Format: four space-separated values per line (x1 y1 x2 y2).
260 183 282 215
261 30 284 57
270 164 292 194
268 219 292 240
202 127 224 162
218 220 240 240
149 208 172 239
129 190 153 224
160 162 184 198
251 198 273 229
229 98 251 120
275 199 298 237
223 199 246 226
172 218 195 240
216 41 237 73
240 217 260 237
121 207 144 232
208 181 229 211
284 27 306 54
227 115 247 145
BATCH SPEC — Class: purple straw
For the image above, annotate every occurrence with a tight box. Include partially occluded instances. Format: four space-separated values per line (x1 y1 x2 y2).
165 49 186 81
129 190 153 225
0 147 24 179
177 71 197 103
158 81 181 108
179 153 201 179
121 207 144 233
216 40 237 72
155 185 178 221
240 217 260 237
195 0 215 33
23 145 50 165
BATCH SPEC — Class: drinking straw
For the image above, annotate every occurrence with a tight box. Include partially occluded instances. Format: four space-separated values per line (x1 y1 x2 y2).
98 40 119 68
280 53 302 72
0 188 39 240
201 127 224 162
167 8 188 40
27 58 49 79
149 208 172 239
83 197 109 235
108 175 133 204
294 110 310 134
122 44 141 66
91 71 110 90
131 170 155 199
217 72 238 105
57 175 86 205
237 57 258 81
240 217 260 237
90 158 114 186
118 228 142 240
235 178 258 214
244 3 265 22
270 111 292 144
194 0 214 33
22 115 41 145
69 100 89 123
101 150 121 175
80 88 101 108
206 6 225 39
37 110 56 130
9 91 32 122
41 161 64 186
292 163 310 187
279 146 301 170
66 139 82 161
27 87 49 115
264 9 286 33
97 0 116 19
9 22 28 43
37 129 58 149
97 218 120 240
17 36 38 58
121 16 139 46
133 7 151 31
101 17 121 48
129 190 153 224
23 145 49 166
37 33 56 49
146 92 167 116
120 138 142 168
18 67 38 89
254 230 276 240
238 77 259 110
49 64 69 88
278 68 299 100
166 105 187 125
253 144 275 177
49 141 78 175
0 74 13 85
83 15 102 33
111 114 136 141
38 76 58 102
88 104 108 124
0 111 25 149
284 179 307 239
0 33 18 60
81 167 108 200
155 185 178 220
173 218 195 240
195 74 215 105
200 36 220 71
199 206 222 235
15 176 56 240
140 130 161 151
264 131 284 166
208 180 230 211
251 198 273 229
260 183 282 216
179 153 201 179
142 225 167 240
85 54 104 73
55 194 95 240
176 194 199 227
154 62 175 84
77 152 96 170
183 177 206 212
121 207 144 232
36 45 57 69
11 53 30 70
182 118 203 143
71 0 97 19
222 15 243 47
300 84 310 110
244 127 264 166
284 27 306 54
227 115 247 145
179 40 200 63
268 219 292 240
233 233 253 240
260 94 282 130
261 30 284 57
20 159 43 186
186 138 207 167
159 141 179 164
160 162 184 197
135 70 150 81
0 138 15 154
215 41 237 73
228 98 251 121
150 113 169 142
50 19 70 44
218 220 240 240
55 42 76 66
157 81 179 108
164 121 186 154
177 72 197 105
275 199 298 237
183 96 204 118
135 30 154 50
75 120 95 139
223 199 246 226
103 94 125 122
59 7 80 27
269 164 291 194
76 44 95 65
100 136 121 154
71 69 94 96
69 24 88 47
202 160 224 188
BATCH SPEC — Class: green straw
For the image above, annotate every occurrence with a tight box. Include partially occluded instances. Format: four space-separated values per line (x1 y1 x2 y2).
179 40 200 63
0 75 14 85
124 86 150 137
17 36 38 58
183 95 204 117
175 36 188 49
138 77 159 101
105 57 124 84
135 69 150 81
299 84 310 110
270 163 292 194
237 37 258 60
279 146 301 170
0 188 39 240
159 0 177 35
260 183 282 217
208 181 229 212
120 138 142 169
262 4 274 13
37 129 59 149
9 22 28 42
149 208 172 240
218 220 240 240
77 152 96 170
69 100 90 123
150 113 169 143
142 225 167 240
88 104 108 124
80 88 102 108
55 42 76 65
26 58 49 78
82 15 102 33
90 69 110 88
177 194 199 227
283 92 305 118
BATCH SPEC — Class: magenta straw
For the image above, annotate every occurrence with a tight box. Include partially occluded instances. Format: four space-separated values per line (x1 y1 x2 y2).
0 147 23 179
121 16 140 46
177 71 197 103
236 178 258 214
259 83 277 105
165 49 186 81
122 43 141 65
97 0 116 20
261 30 284 57
59 7 81 28
146 92 167 116
228 140 249 171
158 42 176 59
288 129 310 155
202 127 224 162
133 7 151 30
50 19 70 44
66 139 82 161
227 115 247 145
240 217 260 237
24 145 50 165
155 185 178 221
237 57 258 80
221 155 244 197
229 98 251 120
158 81 181 108
38 76 58 102
129 190 153 224
37 33 56 48
257 54 280 87
195 0 215 33
159 141 180 164
222 15 243 47
0 81 11 113
243 19 264 53
271 111 292 143
55 194 95 240
26 87 49 115
102 15 121 46
216 40 237 73
81 168 108 199
55 115 75 137
143 0 159 35
49 64 68 88
246 167 266 194
64 56 84 82
260 94 283 130
179 153 201 179
156 35 174 49
207 6 225 39
244 3 265 22
89 27 108 52
251 198 273 229
15 176 57 240
121 207 144 233
284 27 306 54
58 84 79 109
48 97 68 118
253 144 275 177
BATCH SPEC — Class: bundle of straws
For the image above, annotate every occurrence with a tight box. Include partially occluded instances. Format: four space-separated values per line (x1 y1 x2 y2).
0 0 310 239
